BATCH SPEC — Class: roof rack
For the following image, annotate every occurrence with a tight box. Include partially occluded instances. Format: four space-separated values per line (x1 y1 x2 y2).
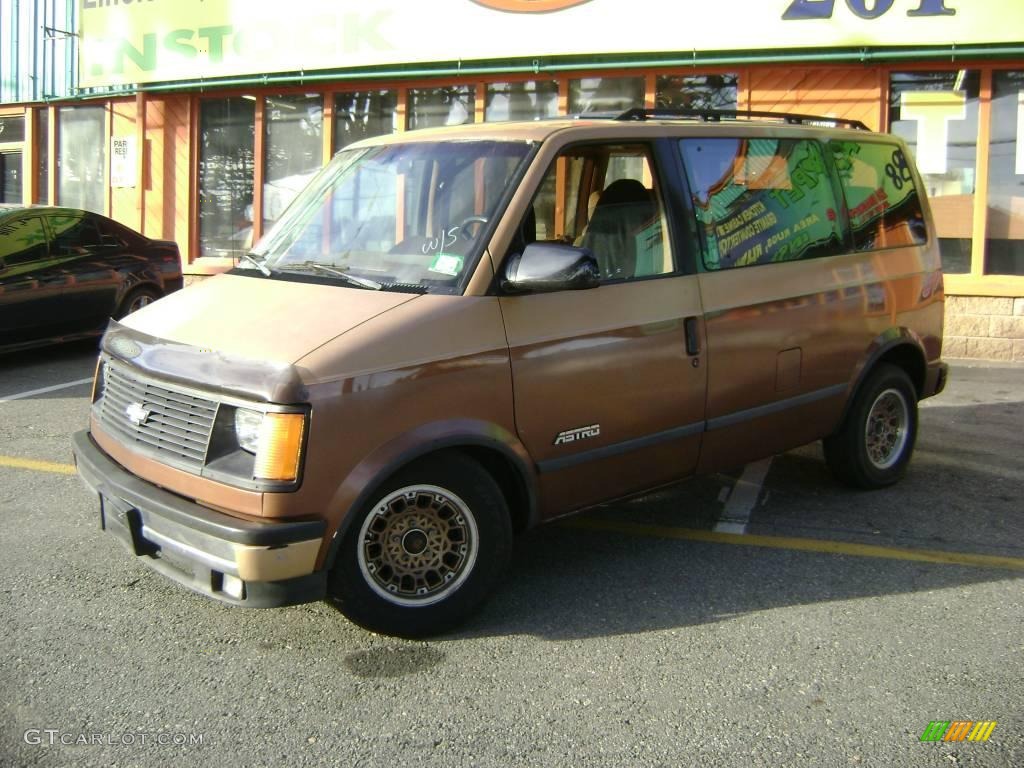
614 107 870 131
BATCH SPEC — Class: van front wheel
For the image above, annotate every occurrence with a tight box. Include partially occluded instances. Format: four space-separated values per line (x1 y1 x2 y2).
329 453 512 638
824 364 918 489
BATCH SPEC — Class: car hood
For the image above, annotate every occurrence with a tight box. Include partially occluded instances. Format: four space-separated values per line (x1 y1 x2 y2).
122 272 419 364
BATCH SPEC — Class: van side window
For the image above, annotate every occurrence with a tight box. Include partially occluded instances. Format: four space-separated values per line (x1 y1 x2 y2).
829 140 927 252
679 138 845 270
524 144 673 281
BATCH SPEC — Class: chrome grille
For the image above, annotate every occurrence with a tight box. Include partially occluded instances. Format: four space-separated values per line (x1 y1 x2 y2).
96 359 218 471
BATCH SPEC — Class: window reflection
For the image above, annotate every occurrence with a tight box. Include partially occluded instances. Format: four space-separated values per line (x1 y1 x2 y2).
0 151 20 203
58 106 105 214
198 97 255 258
656 74 738 111
408 86 475 130
569 77 644 114
334 90 397 152
264 94 323 229
484 80 559 121
36 108 48 204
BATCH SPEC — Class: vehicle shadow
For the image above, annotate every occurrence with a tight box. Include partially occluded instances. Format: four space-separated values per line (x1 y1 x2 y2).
460 396 1024 641
464 516 1020 643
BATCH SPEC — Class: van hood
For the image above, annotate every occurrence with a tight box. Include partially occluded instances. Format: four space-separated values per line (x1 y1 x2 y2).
122 272 418 364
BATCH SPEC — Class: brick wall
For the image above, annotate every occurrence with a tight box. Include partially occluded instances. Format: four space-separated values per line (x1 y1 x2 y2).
945 297 1024 362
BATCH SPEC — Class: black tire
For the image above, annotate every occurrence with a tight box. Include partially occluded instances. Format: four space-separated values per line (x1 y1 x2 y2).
823 363 918 489
116 286 162 319
328 452 513 638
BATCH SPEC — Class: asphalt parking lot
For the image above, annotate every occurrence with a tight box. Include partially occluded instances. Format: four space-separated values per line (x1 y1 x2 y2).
1 341 1021 768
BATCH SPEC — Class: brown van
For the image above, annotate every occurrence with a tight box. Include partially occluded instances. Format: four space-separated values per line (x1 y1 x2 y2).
73 109 947 637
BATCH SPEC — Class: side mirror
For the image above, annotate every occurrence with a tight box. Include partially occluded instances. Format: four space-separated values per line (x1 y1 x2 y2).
500 243 599 294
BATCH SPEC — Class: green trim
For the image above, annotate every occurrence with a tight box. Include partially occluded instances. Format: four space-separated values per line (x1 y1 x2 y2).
17 43 1024 102
138 44 1024 94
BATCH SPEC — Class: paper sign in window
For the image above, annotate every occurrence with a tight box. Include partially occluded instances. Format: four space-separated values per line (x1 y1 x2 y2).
899 91 967 175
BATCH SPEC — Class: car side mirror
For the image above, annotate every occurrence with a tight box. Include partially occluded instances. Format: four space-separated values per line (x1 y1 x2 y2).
500 243 599 294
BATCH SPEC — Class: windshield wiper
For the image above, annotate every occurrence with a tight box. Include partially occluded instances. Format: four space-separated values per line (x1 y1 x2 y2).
279 261 382 290
239 252 272 277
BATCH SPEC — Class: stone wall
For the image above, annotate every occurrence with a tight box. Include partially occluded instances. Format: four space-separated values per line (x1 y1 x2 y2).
944 297 1024 362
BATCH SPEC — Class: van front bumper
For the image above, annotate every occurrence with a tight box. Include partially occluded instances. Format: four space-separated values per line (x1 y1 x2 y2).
72 430 327 608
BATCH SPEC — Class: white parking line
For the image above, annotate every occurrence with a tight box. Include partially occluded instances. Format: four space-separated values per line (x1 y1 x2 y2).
0 377 94 403
714 457 773 535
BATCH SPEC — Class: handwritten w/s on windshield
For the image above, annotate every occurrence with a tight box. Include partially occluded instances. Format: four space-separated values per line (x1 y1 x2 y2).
421 227 459 255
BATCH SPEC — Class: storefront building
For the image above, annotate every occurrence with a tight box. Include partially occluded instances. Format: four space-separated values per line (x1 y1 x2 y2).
2 0 1024 359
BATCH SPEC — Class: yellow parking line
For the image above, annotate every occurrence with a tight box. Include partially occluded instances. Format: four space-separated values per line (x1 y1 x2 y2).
561 517 1024 573
6 453 1023 573
0 455 77 475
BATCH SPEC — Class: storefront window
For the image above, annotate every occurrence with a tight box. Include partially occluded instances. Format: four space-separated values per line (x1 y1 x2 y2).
569 77 644 114
0 116 26 203
0 116 25 144
985 71 1024 276
484 80 559 121
0 151 21 203
263 94 323 229
656 74 738 111
890 70 980 274
333 90 397 152
408 86 475 130
36 108 49 204
58 106 106 213
198 97 255 258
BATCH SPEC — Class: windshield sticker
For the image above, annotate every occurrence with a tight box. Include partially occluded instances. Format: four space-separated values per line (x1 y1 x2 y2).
428 253 464 276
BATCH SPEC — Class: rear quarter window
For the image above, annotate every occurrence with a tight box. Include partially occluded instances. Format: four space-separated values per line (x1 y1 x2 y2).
679 137 845 270
829 140 928 252
0 215 49 267
49 213 104 254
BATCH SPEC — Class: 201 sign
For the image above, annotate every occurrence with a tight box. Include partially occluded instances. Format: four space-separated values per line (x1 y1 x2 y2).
783 0 955 20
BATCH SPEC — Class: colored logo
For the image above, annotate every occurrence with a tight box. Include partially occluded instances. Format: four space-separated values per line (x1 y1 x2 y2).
920 721 997 743
470 0 594 13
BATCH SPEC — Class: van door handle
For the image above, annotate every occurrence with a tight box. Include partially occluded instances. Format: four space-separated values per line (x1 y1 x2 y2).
684 316 701 356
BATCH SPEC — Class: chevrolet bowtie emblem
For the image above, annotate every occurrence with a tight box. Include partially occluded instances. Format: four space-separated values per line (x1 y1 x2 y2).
125 402 151 426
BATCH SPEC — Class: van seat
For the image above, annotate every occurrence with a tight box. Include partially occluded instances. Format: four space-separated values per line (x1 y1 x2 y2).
581 179 656 280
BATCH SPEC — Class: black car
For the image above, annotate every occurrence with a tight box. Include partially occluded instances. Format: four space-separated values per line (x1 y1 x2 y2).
0 206 182 353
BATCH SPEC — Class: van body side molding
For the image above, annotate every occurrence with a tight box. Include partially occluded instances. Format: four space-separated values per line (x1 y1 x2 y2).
705 384 849 432
537 422 704 474
537 383 847 474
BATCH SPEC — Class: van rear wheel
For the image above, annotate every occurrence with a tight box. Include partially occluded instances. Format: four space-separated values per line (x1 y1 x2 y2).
824 363 918 489
329 453 512 638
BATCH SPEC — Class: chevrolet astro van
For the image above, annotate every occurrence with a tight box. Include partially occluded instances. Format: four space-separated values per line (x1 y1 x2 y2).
73 109 947 637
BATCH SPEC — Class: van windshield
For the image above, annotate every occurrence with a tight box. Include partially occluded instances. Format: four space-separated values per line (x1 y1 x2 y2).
246 140 534 294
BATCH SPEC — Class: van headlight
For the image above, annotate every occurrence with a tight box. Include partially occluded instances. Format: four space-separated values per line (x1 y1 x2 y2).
232 408 306 482
234 408 264 454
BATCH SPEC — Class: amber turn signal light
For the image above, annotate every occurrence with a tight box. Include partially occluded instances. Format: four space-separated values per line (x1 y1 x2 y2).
253 412 305 482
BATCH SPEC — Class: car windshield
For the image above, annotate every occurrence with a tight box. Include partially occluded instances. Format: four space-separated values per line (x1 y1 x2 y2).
246 139 535 294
